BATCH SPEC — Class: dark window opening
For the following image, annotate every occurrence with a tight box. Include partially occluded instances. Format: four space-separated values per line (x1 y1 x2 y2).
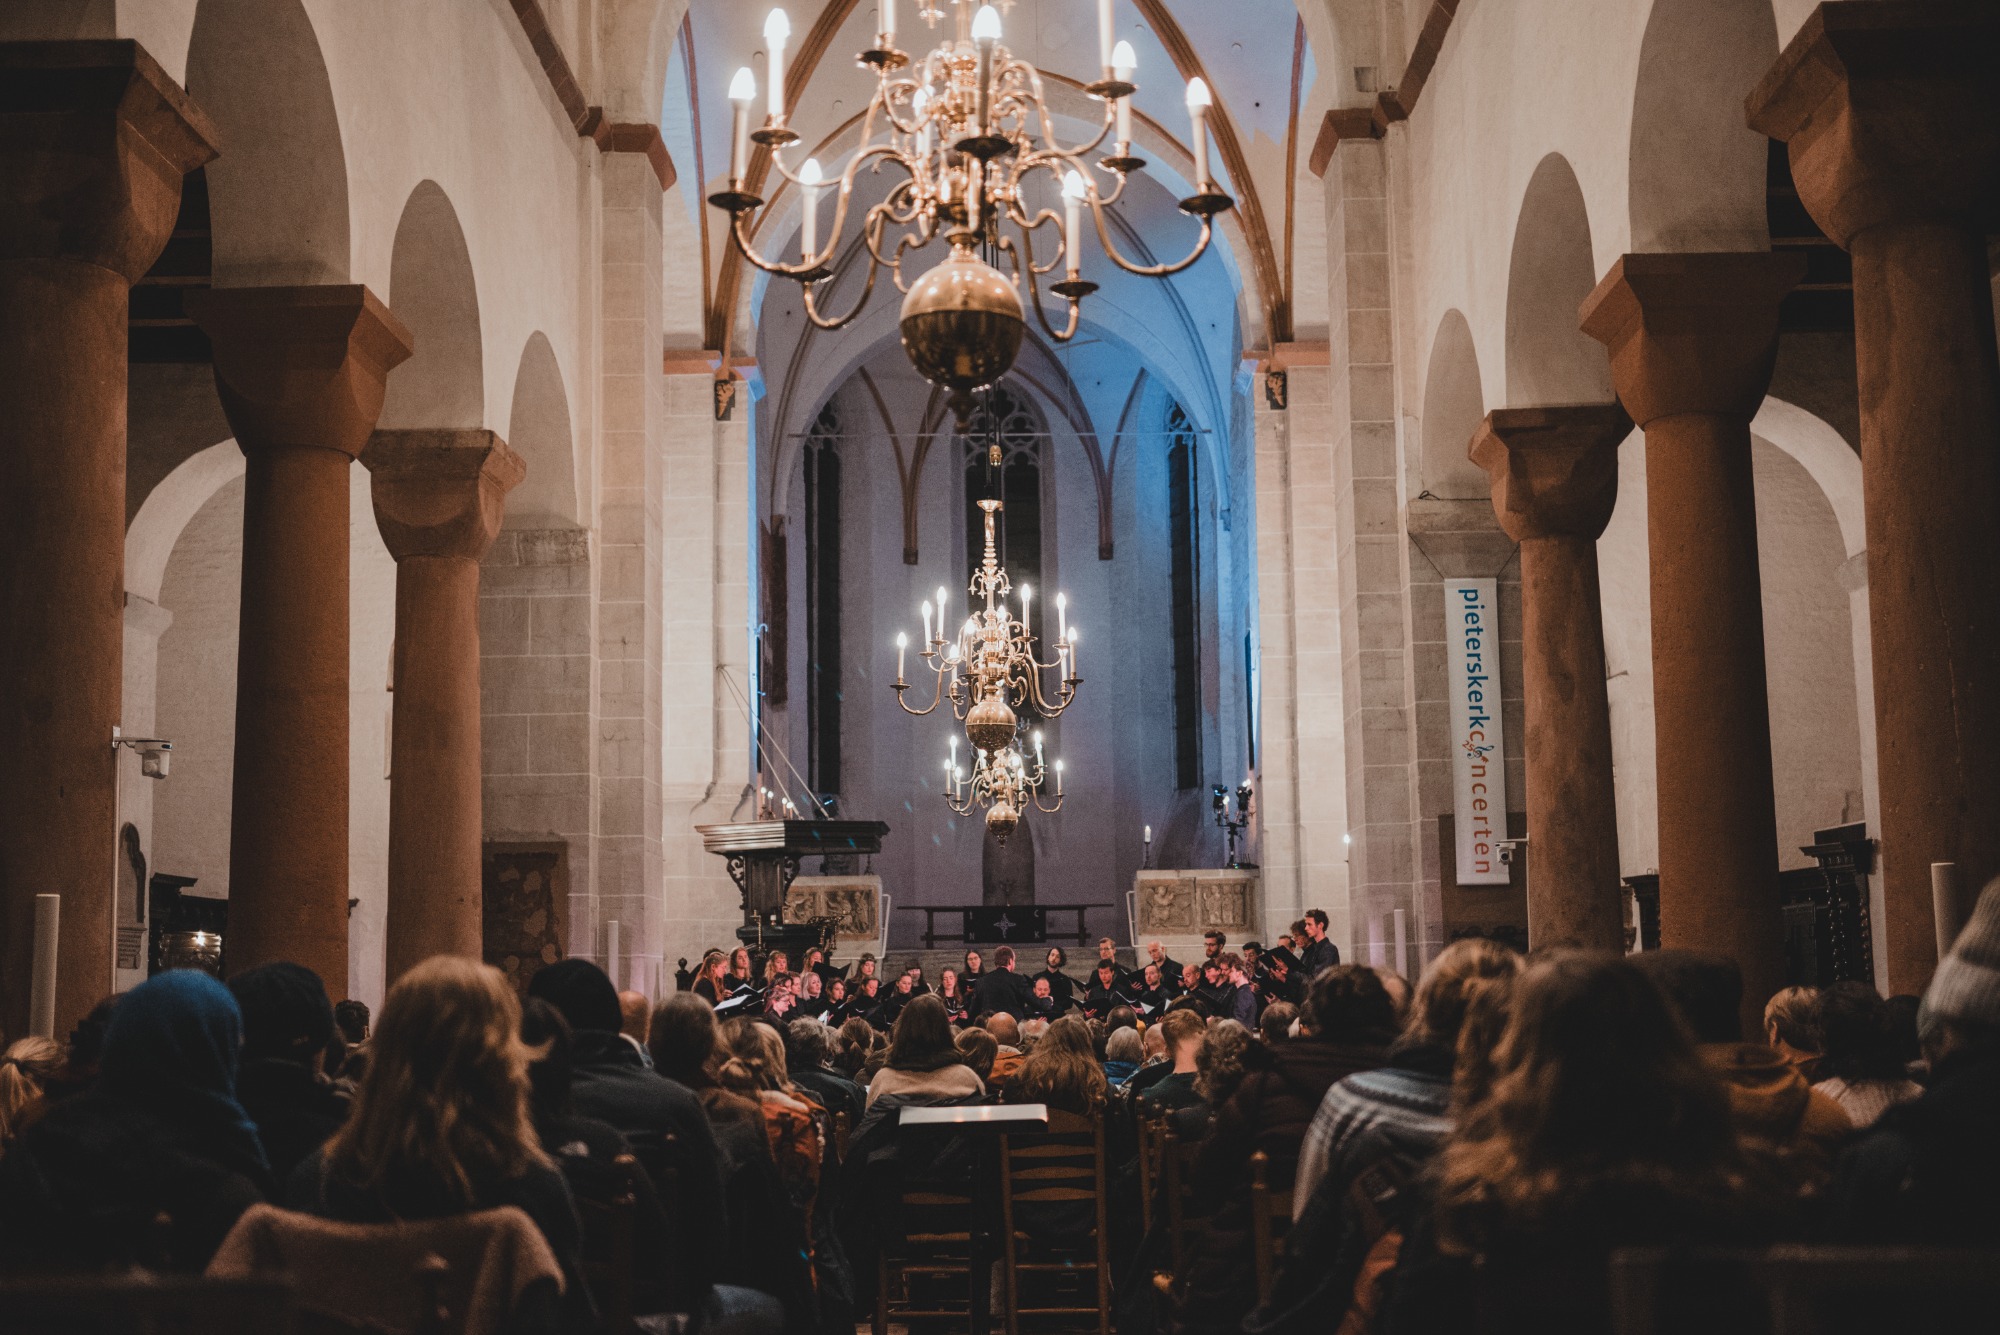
1167 403 1202 790
805 406 842 800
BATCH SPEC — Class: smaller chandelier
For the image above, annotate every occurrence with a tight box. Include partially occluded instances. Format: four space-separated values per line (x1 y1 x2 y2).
945 732 1064 843
892 499 1079 751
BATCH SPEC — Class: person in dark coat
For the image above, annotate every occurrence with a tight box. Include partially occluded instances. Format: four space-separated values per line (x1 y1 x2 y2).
227 962 350 1183
1083 959 1124 1018
0 971 271 1272
1145 941 1185 998
1035 947 1079 1011
1297 909 1341 980
1829 878 2000 1244
970 945 1033 1019
784 1019 865 1130
528 959 726 1313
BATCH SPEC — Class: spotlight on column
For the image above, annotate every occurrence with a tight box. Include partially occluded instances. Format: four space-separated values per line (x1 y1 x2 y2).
113 729 174 780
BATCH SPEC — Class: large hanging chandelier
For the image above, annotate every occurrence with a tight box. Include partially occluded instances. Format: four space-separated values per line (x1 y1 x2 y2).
944 733 1063 843
709 0 1234 421
892 498 1080 749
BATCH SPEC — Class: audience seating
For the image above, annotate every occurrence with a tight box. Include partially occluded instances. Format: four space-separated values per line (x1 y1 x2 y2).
0 1273 298 1335
575 1153 641 1335
1611 1245 2000 1335
1247 1150 1294 1303
872 1169 982 1335
998 1108 1112 1335
1158 1118 1203 1283
1133 1104 1165 1221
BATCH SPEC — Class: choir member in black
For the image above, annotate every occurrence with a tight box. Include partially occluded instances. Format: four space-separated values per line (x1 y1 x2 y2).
1026 976 1059 1022
764 972 799 1021
1083 959 1124 1018
961 948 986 996
796 971 828 1019
821 977 851 1024
1034 946 1077 1012
1202 930 1226 963
853 976 885 1027
878 973 917 1028
971 945 1033 1018
904 963 931 996
853 955 880 990
1094 937 1120 973
936 968 970 1024
724 946 754 992
1132 963 1170 1017
800 947 830 987
1298 907 1341 978
692 949 730 1004
1145 941 1184 997
760 950 790 988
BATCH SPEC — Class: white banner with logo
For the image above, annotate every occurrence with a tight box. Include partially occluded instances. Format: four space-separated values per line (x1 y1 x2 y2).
1447 578 1510 884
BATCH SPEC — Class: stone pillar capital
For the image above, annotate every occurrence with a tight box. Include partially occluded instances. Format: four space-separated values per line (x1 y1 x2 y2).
1747 2 2000 246
1579 252 1804 427
0 40 218 278
1469 404 1631 543
187 285 414 458
362 428 526 563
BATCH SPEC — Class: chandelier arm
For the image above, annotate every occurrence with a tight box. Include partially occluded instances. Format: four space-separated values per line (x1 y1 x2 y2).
1087 199 1216 278
1014 62 1116 163
1000 233 1081 343
892 664 948 716
1005 205 1066 276
799 145 918 271
800 223 888 331
1086 165 1132 209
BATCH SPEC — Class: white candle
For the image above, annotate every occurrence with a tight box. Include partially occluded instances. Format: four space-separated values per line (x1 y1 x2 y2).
896 630 908 681
1056 591 1068 642
880 0 895 44
728 67 756 182
1035 731 1045 764
921 599 933 643
1068 625 1079 676
935 585 949 637
973 5 1000 133
1097 0 1114 70
799 156 822 258
1019 581 1031 631
913 88 932 157
1186 77 1212 186
1056 759 1065 796
765 8 791 119
1112 41 1136 142
1062 171 1086 275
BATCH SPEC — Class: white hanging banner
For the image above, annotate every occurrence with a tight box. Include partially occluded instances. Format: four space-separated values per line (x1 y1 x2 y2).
1447 578 1510 885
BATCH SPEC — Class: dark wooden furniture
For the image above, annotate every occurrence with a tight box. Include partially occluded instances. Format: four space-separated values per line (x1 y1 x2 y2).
999 1107 1112 1335
1247 1150 1294 1304
903 903 1115 949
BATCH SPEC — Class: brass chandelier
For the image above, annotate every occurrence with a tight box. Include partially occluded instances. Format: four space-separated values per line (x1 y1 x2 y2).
708 0 1235 421
944 734 1064 844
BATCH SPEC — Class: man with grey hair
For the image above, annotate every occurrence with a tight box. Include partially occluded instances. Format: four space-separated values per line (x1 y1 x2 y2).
1148 939 1185 997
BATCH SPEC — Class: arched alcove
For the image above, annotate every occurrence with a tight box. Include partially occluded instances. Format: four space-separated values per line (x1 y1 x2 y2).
506 334 580 529
1420 311 1488 499
1630 0 1779 253
380 182 484 430
185 0 350 285
1505 154 1613 406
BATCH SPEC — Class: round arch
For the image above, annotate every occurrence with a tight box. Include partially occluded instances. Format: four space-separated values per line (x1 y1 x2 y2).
126 440 246 606
186 0 349 285
380 181 484 430
1420 310 1487 500
1505 153 1613 406
1629 0 1778 252
506 334 581 529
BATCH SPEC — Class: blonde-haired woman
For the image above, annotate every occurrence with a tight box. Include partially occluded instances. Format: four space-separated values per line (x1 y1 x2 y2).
692 949 730 1004
0 1036 61 1155
288 956 588 1328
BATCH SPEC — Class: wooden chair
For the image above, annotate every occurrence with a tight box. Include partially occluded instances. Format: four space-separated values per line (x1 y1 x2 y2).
873 1171 981 1335
0 1273 299 1335
1159 1117 1203 1282
1247 1151 1295 1304
832 1109 852 1165
1133 1104 1164 1221
998 1106 1111 1335
574 1152 641 1335
1611 1245 2000 1335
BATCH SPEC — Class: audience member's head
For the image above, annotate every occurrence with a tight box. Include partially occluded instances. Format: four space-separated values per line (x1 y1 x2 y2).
333 999 371 1046
1302 964 1400 1046
0 1036 62 1146
887 994 961 1073
527 959 623 1034
717 1017 790 1094
648 993 720 1086
519 996 574 1122
1764 986 1823 1064
1816 981 1910 1084
1452 961 1519 1113
834 1018 874 1077
1376 969 1413 1022
1258 1001 1298 1046
229 961 336 1068
784 1017 832 1074
1105 1027 1143 1067
1194 1019 1253 1105
1882 994 1923 1071
985 1012 1022 1048
1918 877 2000 1063
1106 1005 1137 1035
955 1027 998 1083
330 957 544 1204
1141 1024 1167 1062
1161 1009 1205 1067
1401 938 1522 1057
1020 1017 1049 1049
1012 1015 1109 1113
618 991 651 1044
1633 950 1742 1045
1435 953 1741 1253
99 971 263 1172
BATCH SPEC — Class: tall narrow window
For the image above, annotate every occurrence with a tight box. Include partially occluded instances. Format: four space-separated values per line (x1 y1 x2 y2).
804 405 842 801
1167 403 1202 790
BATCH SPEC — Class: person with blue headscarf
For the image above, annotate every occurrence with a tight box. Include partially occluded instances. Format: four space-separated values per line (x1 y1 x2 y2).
0 970 271 1272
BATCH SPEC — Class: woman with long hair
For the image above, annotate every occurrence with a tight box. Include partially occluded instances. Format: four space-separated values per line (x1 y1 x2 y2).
1008 1015 1108 1115
961 948 986 995
1384 953 1778 1335
691 949 729 1004
291 956 587 1326
0 1036 61 1154
1035 947 1076 1013
865 995 985 1108
1811 980 1923 1129
937 967 969 1023
724 947 754 993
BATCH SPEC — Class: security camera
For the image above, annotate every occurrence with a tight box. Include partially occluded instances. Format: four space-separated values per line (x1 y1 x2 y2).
112 730 174 780
1496 837 1526 867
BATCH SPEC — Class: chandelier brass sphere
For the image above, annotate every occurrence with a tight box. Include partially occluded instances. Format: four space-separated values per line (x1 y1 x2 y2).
986 800 1020 843
963 693 1019 754
898 240 1025 424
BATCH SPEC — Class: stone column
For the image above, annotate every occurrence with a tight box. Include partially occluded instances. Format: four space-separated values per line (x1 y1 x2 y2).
1748 2 2000 992
0 42 215 1034
1470 405 1631 950
1582 253 1802 1008
364 430 524 982
186 287 412 997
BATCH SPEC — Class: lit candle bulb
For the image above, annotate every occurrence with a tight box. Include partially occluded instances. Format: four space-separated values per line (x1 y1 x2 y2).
1097 0 1114 71
799 156 822 259
765 8 791 119
912 88 932 157
1186 77 1212 187
896 630 908 681
922 599 933 643
1019 581 1031 630
1034 730 1045 764
1061 171 1086 276
935 585 949 637
1068 625 1079 676
1056 759 1065 796
972 5 1001 134
728 67 757 183
1144 824 1152 843
1112 40 1136 143
879 0 895 45
1056 591 1068 642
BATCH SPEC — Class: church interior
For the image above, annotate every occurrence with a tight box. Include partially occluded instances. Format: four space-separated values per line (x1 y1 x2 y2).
2 0 1998 1330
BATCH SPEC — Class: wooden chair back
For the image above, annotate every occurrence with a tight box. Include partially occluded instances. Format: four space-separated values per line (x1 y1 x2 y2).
998 1106 1111 1335
1133 1103 1164 1221
833 1109 852 1164
574 1152 641 1335
872 1164 980 1335
1159 1117 1203 1280
1248 1150 1295 1304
